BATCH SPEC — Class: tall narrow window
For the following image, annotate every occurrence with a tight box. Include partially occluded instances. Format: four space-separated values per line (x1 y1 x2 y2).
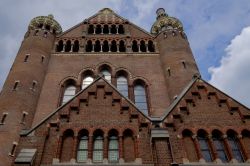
117 75 128 98
31 81 37 91
20 111 28 124
62 85 76 105
108 136 119 162
212 131 228 162
119 40 126 52
56 40 64 52
101 69 111 83
102 40 109 52
94 40 101 52
77 136 88 162
132 40 138 52
86 40 93 52
118 25 124 34
82 76 94 89
65 40 71 52
197 131 212 162
88 25 94 34
134 83 148 115
140 41 146 52
13 81 19 90
73 40 79 52
41 56 45 63
24 54 29 62
93 136 103 162
103 25 109 34
9 142 18 156
228 132 244 162
0 113 8 124
148 40 155 52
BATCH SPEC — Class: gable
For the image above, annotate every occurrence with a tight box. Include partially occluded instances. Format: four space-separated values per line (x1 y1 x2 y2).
161 78 250 131
58 8 153 38
21 77 150 136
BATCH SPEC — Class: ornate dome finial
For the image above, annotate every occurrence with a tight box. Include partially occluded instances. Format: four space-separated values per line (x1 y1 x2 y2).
28 15 62 35
151 8 183 35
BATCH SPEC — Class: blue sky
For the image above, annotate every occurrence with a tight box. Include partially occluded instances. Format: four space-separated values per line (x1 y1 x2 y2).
0 0 250 107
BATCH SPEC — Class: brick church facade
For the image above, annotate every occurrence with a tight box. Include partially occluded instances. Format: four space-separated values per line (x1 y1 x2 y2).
0 8 250 166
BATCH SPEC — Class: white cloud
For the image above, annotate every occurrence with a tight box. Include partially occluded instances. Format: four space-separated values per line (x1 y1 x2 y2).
209 26 250 108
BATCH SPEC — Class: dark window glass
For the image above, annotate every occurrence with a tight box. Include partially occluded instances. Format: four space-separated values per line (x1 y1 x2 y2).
228 136 244 162
117 76 128 97
198 137 212 162
134 84 148 115
213 138 228 162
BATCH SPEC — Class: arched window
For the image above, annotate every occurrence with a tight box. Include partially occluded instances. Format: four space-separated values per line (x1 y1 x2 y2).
123 129 135 162
94 40 101 52
111 25 116 34
148 40 155 52
108 130 119 162
197 130 212 162
118 25 124 34
103 25 109 34
82 75 94 89
132 40 138 52
140 41 146 52
77 136 88 162
56 40 64 52
111 40 117 52
62 84 76 105
96 25 102 34
134 81 148 115
65 40 71 52
227 131 244 162
88 25 94 34
100 67 111 83
103 40 109 52
86 40 93 52
73 40 79 52
212 130 228 162
119 40 126 52
93 130 104 162
117 75 128 98
182 129 198 162
61 130 74 162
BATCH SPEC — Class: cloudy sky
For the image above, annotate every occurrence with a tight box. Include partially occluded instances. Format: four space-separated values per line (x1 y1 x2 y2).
0 0 250 107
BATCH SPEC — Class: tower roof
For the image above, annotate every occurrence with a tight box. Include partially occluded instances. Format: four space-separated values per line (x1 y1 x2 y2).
151 8 183 35
28 14 62 34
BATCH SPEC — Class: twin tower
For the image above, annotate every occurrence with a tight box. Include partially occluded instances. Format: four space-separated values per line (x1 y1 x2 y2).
0 8 199 165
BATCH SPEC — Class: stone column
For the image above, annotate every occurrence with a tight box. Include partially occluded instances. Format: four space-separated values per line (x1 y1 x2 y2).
237 134 249 161
116 25 119 34
88 135 93 161
192 135 203 161
92 44 95 52
222 135 234 161
56 136 62 159
70 44 73 52
72 135 78 162
100 44 103 52
103 135 109 163
207 135 218 161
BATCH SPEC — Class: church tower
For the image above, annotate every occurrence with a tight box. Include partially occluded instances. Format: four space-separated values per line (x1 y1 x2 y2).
0 15 62 165
152 8 200 101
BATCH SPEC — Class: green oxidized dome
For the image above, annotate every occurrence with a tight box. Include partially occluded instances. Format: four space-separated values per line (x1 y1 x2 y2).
151 8 183 35
28 14 62 35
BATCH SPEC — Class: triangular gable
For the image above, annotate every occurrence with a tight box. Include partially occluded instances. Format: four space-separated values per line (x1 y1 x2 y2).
158 76 250 122
58 8 153 38
20 76 150 136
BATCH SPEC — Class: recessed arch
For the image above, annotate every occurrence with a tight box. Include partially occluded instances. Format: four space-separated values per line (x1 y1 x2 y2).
111 40 117 52
60 129 74 162
197 129 213 162
132 40 138 52
99 64 112 83
81 70 95 89
119 40 126 52
65 40 71 52
182 129 198 162
116 70 129 98
73 40 79 52
94 40 101 52
86 40 93 52
140 40 146 52
56 40 64 52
